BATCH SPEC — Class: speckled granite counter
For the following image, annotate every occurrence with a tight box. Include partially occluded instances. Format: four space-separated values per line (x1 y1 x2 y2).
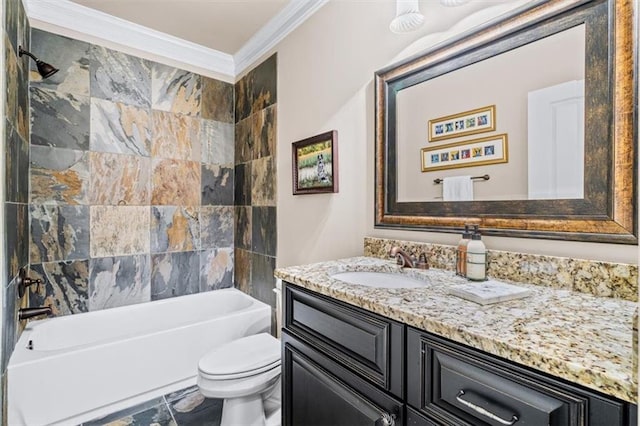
274 256 638 404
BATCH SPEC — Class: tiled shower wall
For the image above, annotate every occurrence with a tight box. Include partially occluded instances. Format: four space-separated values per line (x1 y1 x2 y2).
26 29 236 315
234 55 278 325
3 0 30 388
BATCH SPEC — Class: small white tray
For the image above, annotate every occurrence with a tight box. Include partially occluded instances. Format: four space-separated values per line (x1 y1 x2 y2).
448 280 532 305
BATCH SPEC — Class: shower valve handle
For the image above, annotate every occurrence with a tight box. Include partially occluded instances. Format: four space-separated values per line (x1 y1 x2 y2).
17 268 44 298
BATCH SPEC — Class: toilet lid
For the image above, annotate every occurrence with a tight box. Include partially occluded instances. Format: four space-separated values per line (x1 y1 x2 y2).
199 333 281 379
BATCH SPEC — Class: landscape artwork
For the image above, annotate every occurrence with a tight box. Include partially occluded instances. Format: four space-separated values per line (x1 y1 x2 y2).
292 130 339 195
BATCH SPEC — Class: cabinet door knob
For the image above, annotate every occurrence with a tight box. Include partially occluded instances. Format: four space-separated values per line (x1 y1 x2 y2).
374 412 395 426
456 390 519 425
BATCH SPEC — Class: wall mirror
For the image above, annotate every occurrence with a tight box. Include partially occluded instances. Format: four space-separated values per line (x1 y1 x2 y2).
375 0 636 244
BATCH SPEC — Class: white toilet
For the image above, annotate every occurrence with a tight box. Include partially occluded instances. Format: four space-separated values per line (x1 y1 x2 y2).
197 332 282 426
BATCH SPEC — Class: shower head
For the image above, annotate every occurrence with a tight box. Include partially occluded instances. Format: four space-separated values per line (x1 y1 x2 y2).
18 46 59 79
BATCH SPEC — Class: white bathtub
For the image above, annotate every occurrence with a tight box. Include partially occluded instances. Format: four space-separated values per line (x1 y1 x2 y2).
8 288 271 426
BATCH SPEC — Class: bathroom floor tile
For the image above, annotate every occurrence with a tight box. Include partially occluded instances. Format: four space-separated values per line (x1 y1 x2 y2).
83 397 174 426
166 387 223 426
81 386 223 426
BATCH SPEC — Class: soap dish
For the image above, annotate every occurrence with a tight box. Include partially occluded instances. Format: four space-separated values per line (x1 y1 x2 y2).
448 280 532 305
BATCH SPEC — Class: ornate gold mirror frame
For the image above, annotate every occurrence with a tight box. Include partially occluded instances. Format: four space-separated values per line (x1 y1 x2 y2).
375 0 637 244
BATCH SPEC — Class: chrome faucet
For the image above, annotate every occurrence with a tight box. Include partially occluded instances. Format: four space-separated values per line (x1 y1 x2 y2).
18 306 52 321
389 247 416 268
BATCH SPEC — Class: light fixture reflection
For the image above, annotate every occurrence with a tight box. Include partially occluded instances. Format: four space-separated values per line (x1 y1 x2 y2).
390 0 425 33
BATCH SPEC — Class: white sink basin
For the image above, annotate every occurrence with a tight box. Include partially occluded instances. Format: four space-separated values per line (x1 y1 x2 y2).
330 271 428 288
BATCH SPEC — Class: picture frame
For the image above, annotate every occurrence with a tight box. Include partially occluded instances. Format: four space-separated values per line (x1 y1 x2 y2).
428 105 496 142
292 130 339 195
421 133 508 172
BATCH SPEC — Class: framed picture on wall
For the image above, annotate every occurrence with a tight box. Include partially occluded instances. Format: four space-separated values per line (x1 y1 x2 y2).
421 134 508 172
428 105 496 142
292 130 339 195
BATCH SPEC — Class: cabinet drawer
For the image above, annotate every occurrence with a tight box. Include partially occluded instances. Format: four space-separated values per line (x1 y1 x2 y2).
282 331 403 426
284 284 403 397
434 350 572 425
408 329 597 426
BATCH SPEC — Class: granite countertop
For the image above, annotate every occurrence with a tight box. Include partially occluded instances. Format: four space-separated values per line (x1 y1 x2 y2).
274 256 638 404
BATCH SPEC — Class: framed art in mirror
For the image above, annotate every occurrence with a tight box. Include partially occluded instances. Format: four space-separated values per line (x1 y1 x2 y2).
374 0 637 244
428 105 496 142
421 134 508 172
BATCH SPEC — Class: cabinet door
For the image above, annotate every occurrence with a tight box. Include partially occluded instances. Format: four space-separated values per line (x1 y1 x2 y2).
406 407 439 426
283 331 403 426
285 284 404 398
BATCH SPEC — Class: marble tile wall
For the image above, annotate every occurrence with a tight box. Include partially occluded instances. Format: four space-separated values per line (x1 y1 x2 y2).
3 0 31 420
364 237 638 302
27 29 236 315
234 54 278 330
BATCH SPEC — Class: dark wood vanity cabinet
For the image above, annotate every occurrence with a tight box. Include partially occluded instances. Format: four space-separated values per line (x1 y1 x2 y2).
282 283 637 426
283 332 403 426
282 284 404 426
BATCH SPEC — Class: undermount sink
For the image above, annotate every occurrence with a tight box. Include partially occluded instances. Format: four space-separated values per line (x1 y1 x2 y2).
330 271 429 288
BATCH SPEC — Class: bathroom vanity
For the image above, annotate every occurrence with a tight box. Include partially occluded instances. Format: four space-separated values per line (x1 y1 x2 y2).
276 257 637 426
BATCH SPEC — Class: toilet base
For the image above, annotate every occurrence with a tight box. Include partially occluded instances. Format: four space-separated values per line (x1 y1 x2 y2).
217 378 281 426
221 394 265 426
265 407 281 426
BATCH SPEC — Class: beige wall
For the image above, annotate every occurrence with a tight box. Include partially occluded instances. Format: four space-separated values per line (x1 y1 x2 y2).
397 25 585 201
274 0 638 267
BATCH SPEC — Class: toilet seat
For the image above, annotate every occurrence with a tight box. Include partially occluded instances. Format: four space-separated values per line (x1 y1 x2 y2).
198 363 281 399
198 333 281 380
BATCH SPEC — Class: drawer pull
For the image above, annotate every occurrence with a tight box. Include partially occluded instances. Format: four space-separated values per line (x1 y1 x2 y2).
456 390 519 425
374 412 396 426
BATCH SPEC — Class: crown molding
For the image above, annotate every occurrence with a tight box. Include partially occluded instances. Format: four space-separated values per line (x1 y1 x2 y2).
24 0 327 80
234 0 329 76
25 0 235 78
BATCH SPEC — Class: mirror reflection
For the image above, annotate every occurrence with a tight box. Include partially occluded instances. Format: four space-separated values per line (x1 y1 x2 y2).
396 25 586 202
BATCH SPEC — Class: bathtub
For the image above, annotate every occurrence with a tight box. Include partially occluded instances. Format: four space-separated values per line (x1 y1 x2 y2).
7 288 271 426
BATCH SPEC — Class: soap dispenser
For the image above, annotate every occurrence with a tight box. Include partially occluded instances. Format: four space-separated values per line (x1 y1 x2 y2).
466 229 486 281
456 224 472 277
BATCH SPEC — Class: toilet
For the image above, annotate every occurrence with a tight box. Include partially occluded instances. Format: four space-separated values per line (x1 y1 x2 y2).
198 282 284 426
198 333 281 426
197 333 282 426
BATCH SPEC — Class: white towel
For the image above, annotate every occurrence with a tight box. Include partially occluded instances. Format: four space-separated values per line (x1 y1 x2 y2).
442 176 474 201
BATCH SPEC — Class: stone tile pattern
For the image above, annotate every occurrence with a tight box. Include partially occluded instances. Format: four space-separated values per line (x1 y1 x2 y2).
275 256 638 404
234 54 278 330
3 0 30 411
363 237 638 302
27 30 236 318
83 385 222 426
0 0 31 416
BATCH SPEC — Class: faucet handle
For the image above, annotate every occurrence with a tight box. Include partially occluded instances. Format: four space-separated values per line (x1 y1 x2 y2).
17 268 44 298
416 252 430 270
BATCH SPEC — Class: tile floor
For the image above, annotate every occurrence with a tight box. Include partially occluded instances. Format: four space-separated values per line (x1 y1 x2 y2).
82 386 222 426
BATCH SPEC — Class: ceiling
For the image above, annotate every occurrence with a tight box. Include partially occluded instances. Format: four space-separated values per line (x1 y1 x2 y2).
69 0 291 55
30 0 526 79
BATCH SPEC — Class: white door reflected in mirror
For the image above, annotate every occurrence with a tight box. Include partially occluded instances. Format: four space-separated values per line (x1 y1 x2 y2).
527 80 585 200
